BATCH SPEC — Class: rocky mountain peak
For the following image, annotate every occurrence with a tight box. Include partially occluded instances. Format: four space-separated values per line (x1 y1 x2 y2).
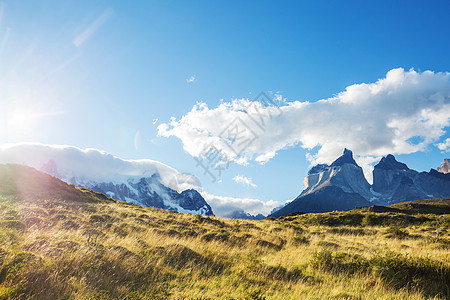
330 148 358 167
374 154 409 171
437 159 450 174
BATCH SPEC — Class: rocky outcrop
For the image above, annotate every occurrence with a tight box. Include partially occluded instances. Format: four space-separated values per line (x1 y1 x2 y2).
270 149 373 217
437 159 450 174
372 155 423 204
301 149 372 200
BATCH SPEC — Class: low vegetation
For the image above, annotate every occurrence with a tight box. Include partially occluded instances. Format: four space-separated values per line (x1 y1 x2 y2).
0 165 449 299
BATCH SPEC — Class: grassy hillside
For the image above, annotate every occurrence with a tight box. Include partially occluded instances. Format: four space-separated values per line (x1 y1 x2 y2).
0 164 449 299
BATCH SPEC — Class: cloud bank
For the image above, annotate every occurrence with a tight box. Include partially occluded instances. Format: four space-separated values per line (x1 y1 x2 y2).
158 68 450 181
0 143 182 187
0 143 273 217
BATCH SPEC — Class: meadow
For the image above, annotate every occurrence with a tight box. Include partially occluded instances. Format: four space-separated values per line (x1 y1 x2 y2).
0 165 449 299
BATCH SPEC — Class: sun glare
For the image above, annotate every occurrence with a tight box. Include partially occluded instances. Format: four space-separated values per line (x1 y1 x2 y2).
6 110 36 132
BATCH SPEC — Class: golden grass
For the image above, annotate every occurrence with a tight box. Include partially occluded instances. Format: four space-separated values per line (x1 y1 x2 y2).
0 165 449 299
0 192 449 300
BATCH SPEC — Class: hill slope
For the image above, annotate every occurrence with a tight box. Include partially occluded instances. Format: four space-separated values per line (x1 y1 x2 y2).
0 164 449 299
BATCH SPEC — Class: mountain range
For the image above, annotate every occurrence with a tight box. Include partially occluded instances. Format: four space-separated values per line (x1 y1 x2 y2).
0 144 214 216
40 159 213 216
270 149 450 217
0 143 448 219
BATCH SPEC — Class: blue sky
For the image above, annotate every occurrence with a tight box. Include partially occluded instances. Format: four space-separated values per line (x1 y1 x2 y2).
0 1 449 213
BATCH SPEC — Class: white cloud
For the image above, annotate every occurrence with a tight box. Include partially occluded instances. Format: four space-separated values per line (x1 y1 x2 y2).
437 138 450 152
233 175 257 188
201 192 279 217
158 68 450 181
152 118 158 125
186 75 196 83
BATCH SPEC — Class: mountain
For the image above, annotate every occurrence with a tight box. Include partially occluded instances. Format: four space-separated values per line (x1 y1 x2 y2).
437 159 450 174
270 150 450 217
0 144 213 216
373 156 450 204
271 149 373 217
223 209 265 220
42 161 213 216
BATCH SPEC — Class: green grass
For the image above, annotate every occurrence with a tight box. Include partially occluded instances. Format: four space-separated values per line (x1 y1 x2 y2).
0 164 449 299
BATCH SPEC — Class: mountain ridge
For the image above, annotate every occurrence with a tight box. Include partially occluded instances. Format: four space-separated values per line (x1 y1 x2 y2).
271 150 450 217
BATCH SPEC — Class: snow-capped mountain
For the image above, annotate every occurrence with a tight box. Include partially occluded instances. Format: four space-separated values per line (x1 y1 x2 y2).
0 143 213 216
270 149 450 217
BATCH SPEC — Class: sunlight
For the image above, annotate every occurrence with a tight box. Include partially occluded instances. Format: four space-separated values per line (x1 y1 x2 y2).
5 109 64 135
6 110 35 131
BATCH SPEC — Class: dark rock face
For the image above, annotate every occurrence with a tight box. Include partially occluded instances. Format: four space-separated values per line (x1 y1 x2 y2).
373 156 450 204
375 154 409 171
271 186 372 217
372 155 418 201
413 170 450 199
270 149 450 217
178 189 213 213
390 176 428 203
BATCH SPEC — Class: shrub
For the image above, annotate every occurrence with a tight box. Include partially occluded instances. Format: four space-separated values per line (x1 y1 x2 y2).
291 236 310 245
255 239 281 251
201 230 230 242
311 249 450 298
384 225 409 239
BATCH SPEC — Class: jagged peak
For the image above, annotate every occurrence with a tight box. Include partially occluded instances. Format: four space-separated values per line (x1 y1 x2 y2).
330 148 358 167
375 154 409 170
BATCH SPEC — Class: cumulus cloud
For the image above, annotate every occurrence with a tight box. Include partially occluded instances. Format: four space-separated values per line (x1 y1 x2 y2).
202 192 278 218
158 68 450 182
437 138 450 152
233 175 257 188
186 75 196 83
